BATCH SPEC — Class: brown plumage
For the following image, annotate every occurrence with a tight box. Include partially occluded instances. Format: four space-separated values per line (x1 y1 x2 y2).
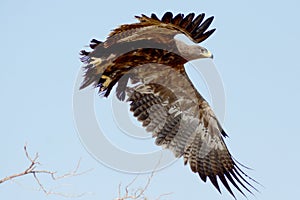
79 12 258 198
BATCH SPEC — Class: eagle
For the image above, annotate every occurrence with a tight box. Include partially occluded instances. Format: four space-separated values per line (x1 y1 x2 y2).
79 12 258 198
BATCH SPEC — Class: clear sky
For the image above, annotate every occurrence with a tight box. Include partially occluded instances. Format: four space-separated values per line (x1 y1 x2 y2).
1 0 300 200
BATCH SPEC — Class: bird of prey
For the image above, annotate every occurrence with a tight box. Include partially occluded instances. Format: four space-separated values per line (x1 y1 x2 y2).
79 12 258 198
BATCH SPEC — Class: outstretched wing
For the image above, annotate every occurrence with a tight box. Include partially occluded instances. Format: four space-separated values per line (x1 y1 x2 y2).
105 12 216 47
124 63 257 198
79 12 215 90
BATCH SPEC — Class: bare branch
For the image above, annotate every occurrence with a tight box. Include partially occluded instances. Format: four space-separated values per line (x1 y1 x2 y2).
125 175 139 196
0 144 92 198
114 155 172 200
155 192 173 200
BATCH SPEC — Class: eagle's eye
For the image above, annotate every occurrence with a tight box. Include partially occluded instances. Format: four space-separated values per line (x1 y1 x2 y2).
201 48 208 53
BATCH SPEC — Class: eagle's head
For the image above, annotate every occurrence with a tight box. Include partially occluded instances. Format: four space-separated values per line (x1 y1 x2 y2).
175 39 213 61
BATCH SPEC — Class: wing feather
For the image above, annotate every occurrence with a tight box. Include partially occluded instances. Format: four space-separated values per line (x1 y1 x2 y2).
161 12 173 23
121 63 258 198
209 175 221 193
172 13 184 25
190 13 205 33
179 13 195 29
150 13 159 20
106 12 215 46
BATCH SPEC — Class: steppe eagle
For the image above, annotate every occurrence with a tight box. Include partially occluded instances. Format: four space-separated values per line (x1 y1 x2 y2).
79 12 258 198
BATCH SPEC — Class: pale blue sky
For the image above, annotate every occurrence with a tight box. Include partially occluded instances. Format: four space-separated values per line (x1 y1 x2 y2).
1 0 300 200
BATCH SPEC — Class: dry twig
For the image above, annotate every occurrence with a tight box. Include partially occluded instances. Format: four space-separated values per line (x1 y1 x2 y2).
114 156 172 200
0 144 92 197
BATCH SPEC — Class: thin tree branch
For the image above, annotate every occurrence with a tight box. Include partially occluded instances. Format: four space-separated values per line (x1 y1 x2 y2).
0 144 92 198
114 155 172 200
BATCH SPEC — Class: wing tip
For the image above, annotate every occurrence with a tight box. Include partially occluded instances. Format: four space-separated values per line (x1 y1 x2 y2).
135 11 215 43
195 157 260 198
